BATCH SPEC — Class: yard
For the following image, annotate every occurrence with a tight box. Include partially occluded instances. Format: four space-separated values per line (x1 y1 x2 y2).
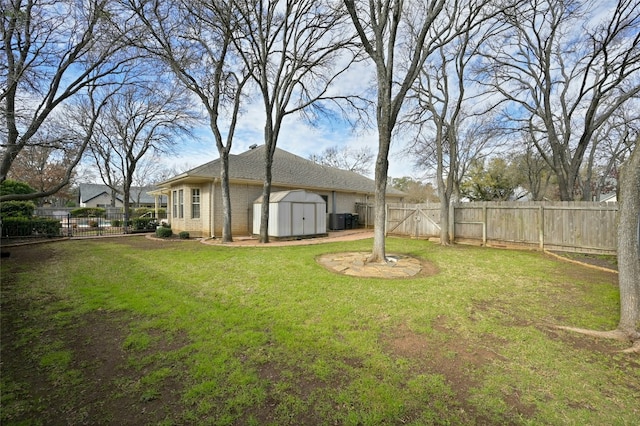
1 236 638 425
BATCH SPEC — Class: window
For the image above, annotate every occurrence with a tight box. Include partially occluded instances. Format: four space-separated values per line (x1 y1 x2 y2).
191 188 200 219
178 189 184 218
172 190 178 218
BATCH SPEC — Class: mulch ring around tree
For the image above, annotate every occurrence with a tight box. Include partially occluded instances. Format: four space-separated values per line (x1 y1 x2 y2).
316 252 439 279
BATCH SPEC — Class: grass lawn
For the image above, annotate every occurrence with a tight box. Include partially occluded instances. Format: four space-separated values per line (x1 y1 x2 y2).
1 236 638 425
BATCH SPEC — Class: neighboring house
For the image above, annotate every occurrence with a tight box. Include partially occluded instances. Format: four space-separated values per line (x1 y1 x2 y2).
150 145 405 238
597 192 617 203
79 183 167 209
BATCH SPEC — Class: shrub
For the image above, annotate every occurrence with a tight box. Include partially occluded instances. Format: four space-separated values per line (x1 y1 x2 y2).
178 231 190 239
132 217 155 230
0 179 36 196
88 220 99 228
111 219 122 227
0 200 36 218
70 207 106 217
2 217 61 237
155 226 173 238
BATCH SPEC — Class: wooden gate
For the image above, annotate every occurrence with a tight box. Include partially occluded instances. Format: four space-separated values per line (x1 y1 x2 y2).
386 204 440 238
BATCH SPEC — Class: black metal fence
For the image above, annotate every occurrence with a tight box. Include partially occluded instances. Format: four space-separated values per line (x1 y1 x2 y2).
2 209 167 240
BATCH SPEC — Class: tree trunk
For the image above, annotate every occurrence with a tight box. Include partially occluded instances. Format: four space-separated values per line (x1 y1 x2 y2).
123 181 131 234
219 150 233 243
259 142 274 244
369 152 388 263
616 137 640 340
369 118 392 263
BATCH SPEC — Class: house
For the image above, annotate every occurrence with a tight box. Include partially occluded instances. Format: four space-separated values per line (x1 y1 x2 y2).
79 183 167 209
150 145 405 238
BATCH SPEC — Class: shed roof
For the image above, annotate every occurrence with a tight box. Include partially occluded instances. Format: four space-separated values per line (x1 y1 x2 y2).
254 189 326 204
160 145 404 196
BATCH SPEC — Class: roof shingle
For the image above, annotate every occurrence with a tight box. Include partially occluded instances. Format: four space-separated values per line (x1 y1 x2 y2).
173 145 404 195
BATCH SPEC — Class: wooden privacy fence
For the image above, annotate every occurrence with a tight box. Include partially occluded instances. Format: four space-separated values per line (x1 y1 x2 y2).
386 201 618 254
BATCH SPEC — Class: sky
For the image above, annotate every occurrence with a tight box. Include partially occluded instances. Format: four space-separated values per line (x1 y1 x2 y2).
162 60 420 181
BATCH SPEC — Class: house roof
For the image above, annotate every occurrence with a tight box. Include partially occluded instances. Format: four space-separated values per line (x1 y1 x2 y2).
159 145 404 196
79 183 158 204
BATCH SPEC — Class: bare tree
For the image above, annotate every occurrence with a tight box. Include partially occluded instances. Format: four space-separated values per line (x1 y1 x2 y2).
309 145 374 175
6 124 78 205
128 0 253 242
585 106 639 201
511 139 554 201
476 0 640 201
344 0 491 261
1 0 133 201
407 9 503 244
86 71 196 230
232 0 358 243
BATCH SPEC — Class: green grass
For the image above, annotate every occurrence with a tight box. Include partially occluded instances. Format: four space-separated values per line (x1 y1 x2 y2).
1 236 638 425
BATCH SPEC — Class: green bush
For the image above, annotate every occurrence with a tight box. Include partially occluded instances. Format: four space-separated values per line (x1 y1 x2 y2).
132 217 156 230
155 226 173 238
0 200 36 218
70 207 106 217
1 217 61 237
111 219 122 227
178 231 190 239
0 179 36 196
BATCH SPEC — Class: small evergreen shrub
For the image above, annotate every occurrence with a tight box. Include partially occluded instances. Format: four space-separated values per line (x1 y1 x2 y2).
155 226 173 238
0 200 36 218
132 217 155 230
70 207 106 217
111 219 122 227
178 231 190 239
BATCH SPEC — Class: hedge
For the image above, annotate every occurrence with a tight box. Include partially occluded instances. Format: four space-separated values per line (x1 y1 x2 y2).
70 207 106 217
0 200 36 218
131 217 157 231
2 217 62 237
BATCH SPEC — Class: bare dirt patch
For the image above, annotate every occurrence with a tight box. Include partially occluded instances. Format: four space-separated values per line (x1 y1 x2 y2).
381 318 533 425
0 242 191 425
316 251 439 279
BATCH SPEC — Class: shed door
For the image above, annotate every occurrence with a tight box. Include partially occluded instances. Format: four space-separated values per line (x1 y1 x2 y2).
292 203 316 235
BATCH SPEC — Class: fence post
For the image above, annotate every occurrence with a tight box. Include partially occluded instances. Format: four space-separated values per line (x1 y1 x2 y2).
538 205 544 251
449 202 455 243
482 205 487 246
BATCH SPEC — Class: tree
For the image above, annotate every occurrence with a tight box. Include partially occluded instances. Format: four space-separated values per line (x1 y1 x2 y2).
407 3 507 244
7 138 77 206
1 0 133 201
584 106 639 201
86 71 196 230
309 145 374 175
390 177 438 203
343 0 491 261
128 0 253 242
558 135 640 353
616 135 640 348
510 140 554 201
233 0 358 243
460 157 520 201
477 0 640 201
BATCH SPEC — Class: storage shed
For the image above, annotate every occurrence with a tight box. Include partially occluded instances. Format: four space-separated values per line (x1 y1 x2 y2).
253 190 327 238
